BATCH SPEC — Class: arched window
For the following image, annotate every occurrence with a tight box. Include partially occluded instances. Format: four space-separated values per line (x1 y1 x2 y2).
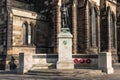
22 22 34 45
110 14 115 48
28 24 32 44
22 22 28 45
91 7 97 47
29 23 35 45
35 24 39 45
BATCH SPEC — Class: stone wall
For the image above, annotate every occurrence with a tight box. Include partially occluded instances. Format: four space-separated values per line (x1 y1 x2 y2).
11 8 49 53
17 53 99 72
77 0 100 54
5 46 36 70
73 54 98 69
117 2 120 54
100 0 117 54
0 0 7 54
12 0 30 10
100 7 109 51
77 7 86 53
19 54 99 71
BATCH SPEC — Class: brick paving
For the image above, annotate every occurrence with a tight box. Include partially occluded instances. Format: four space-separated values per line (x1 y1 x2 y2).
0 65 120 80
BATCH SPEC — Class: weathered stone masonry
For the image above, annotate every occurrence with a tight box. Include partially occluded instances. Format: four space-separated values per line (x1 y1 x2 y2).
0 0 119 70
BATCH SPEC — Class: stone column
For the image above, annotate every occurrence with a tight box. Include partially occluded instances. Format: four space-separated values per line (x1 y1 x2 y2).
108 12 111 52
97 11 101 53
6 12 13 71
86 1 90 53
72 0 77 54
57 28 74 69
114 19 117 51
55 0 62 53
98 52 114 74
6 0 13 51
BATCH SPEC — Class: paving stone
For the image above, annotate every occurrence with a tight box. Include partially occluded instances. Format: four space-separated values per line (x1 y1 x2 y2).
0 67 120 80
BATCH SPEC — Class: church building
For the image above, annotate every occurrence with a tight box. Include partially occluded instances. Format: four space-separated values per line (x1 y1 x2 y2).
0 0 119 70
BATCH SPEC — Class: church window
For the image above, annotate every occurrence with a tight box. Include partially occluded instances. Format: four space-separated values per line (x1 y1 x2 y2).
90 7 97 47
22 23 28 45
110 14 115 48
28 24 32 44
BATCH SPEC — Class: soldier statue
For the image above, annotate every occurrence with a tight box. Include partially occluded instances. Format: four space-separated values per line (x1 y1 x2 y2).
61 4 69 28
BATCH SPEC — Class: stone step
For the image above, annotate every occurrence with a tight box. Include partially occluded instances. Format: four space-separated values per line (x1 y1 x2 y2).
113 63 120 69
0 70 17 74
26 69 104 77
31 63 98 70
31 63 56 70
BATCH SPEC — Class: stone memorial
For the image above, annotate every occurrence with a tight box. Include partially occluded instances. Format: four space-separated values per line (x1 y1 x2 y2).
57 3 74 69
57 28 74 69
98 52 114 74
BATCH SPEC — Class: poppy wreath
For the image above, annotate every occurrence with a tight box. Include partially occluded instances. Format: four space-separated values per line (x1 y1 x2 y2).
73 58 79 64
79 59 85 63
85 59 92 63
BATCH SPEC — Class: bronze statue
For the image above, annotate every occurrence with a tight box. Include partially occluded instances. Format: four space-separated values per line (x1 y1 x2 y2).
61 3 68 28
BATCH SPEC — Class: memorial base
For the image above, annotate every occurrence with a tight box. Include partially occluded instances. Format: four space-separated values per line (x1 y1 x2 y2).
57 61 74 69
102 67 114 74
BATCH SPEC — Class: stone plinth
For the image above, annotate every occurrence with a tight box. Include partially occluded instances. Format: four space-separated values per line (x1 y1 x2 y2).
57 28 74 69
98 52 114 74
17 53 33 74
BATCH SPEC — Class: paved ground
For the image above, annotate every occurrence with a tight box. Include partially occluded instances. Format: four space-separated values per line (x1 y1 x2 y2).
0 64 120 80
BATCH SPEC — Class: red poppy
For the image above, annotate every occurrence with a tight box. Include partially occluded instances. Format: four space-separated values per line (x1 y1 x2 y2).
79 59 85 63
73 58 79 64
86 59 91 63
